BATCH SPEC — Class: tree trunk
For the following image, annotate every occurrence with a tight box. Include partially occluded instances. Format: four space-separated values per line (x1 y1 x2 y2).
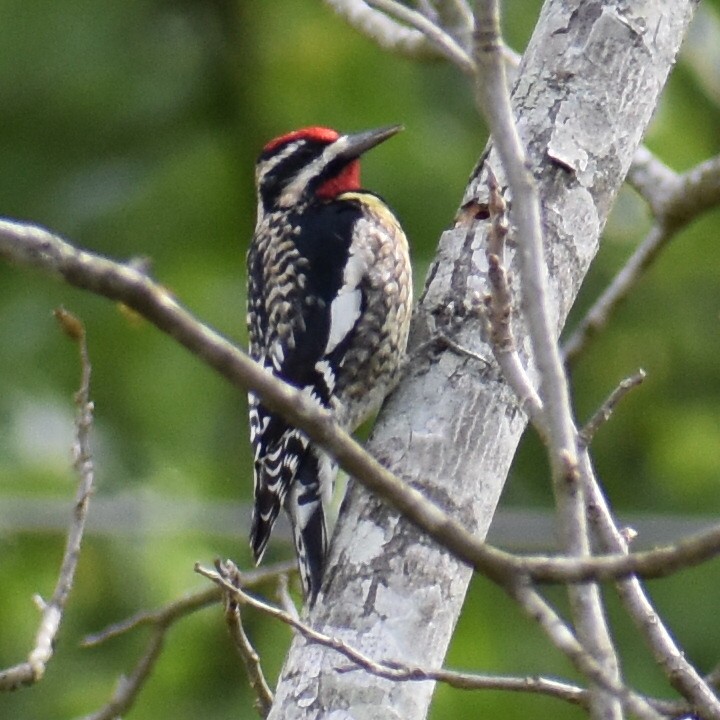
267 1 697 717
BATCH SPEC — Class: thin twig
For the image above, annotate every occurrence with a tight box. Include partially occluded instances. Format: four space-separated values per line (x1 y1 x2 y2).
472 3 622 717
223 595 274 717
200 563 664 718
511 584 662 720
323 0 444 61
276 574 300 622
83 560 296 647
579 452 720 718
562 224 671 362
79 561 294 720
579 369 646 445
435 0 475 52
82 586 221 648
661 153 720 227
483 169 545 427
564 151 720 363
327 0 521 73
523 524 720 583
365 0 475 73
0 308 95 691
78 628 166 720
435 327 490 366
198 565 594 707
626 146 680 215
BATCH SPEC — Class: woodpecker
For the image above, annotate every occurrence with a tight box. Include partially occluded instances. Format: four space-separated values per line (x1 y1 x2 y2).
246 125 412 601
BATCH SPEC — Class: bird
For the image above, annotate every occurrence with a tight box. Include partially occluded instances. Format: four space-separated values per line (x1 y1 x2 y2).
246 125 412 602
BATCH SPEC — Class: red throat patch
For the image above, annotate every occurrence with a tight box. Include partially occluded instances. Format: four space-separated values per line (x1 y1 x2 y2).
316 160 361 199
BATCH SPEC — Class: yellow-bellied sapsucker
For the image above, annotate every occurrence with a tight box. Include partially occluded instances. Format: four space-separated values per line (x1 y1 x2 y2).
247 125 412 601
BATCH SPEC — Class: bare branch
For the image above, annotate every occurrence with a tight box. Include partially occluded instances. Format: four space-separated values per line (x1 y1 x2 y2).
626 146 680 215
0 216 521 590
631 150 720 228
564 151 720 363
482 169 545 426
198 565 593 708
579 369 646 445
83 560 296 647
322 0 446 62
206 563 713 719
223 596 274 717
276 574 300 622
2 218 717 586
472 3 622 717
201 563 662 719
579 454 720 718
435 0 475 52
563 223 672 362
203 559 715 720
78 627 166 720
326 0 521 75
79 561 294 720
364 0 475 73
84 587 221 649
477 21 720 710
511 584 662 720
2 217 716 638
523 524 720 584
665 153 720 225
473 0 581 563
0 309 95 692
199 562 403 673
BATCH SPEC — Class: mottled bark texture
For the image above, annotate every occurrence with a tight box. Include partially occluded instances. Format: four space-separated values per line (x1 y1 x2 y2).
268 1 697 718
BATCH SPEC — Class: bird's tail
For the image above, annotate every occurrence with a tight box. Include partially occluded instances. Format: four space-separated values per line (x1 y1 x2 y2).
250 428 308 564
249 483 281 565
286 446 336 603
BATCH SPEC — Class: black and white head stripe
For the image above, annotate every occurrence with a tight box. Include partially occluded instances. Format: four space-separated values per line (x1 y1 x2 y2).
255 125 403 210
275 134 361 208
278 125 403 208
256 138 330 209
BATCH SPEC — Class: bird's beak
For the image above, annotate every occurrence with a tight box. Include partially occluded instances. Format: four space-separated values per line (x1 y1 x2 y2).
337 125 404 159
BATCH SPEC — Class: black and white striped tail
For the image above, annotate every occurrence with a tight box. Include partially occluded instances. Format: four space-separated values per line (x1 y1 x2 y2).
249 423 307 563
286 446 336 602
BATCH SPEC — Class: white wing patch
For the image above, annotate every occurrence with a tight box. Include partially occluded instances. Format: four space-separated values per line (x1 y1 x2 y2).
325 248 368 355
325 289 362 354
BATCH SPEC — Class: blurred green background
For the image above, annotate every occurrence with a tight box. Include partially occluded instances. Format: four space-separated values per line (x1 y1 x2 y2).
1 2 719 718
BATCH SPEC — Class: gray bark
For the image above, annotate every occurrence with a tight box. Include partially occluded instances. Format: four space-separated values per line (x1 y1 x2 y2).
267 1 697 718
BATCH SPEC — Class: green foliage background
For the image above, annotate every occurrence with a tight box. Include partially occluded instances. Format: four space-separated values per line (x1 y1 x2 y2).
1 2 719 718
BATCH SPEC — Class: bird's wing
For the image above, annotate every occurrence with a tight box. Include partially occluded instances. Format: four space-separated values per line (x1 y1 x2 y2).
246 200 370 574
